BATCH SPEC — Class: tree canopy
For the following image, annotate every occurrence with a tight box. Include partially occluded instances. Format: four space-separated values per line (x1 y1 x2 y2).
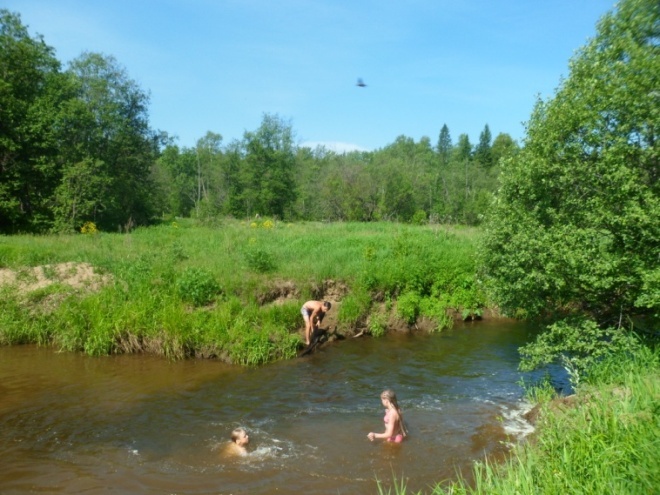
0 9 68 232
480 0 659 371
0 10 161 233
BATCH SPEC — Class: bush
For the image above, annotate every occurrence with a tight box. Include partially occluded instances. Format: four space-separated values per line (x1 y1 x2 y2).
244 247 277 273
480 0 660 333
176 268 221 306
411 210 427 225
337 289 371 330
397 291 421 325
367 313 387 337
519 316 642 386
419 296 453 331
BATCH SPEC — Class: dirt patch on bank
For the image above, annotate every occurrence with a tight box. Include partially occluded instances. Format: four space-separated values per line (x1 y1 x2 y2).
258 279 349 307
258 279 350 338
0 262 112 296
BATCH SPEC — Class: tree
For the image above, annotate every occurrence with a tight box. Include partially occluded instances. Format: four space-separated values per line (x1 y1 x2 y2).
239 114 297 218
193 131 223 219
373 135 433 220
321 152 379 221
454 133 473 208
55 52 159 231
223 139 246 218
293 145 336 220
437 124 452 166
481 0 659 370
474 124 493 169
0 10 70 232
433 124 453 217
490 133 518 167
154 144 197 217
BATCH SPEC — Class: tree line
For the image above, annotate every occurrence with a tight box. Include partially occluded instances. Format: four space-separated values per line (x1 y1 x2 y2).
0 9 518 234
158 120 518 225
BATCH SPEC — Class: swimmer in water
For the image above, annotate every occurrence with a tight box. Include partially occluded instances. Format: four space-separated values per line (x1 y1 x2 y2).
224 427 250 456
367 389 407 443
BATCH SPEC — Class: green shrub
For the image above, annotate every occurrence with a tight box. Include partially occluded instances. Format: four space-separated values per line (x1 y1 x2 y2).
176 267 221 306
337 289 371 330
519 316 643 385
228 320 273 366
419 296 453 331
244 247 277 273
0 245 14 267
0 290 50 345
411 209 427 225
261 302 300 329
169 241 188 262
368 313 387 337
397 290 421 325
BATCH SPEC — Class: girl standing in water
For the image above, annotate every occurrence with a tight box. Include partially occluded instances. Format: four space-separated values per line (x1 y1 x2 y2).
367 389 407 443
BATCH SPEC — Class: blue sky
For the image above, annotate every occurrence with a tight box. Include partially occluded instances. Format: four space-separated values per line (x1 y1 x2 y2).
6 0 615 152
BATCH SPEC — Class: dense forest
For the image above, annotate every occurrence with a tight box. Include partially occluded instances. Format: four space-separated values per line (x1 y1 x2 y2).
0 8 518 234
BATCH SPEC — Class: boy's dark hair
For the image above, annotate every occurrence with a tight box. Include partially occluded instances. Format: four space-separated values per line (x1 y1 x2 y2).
323 301 331 310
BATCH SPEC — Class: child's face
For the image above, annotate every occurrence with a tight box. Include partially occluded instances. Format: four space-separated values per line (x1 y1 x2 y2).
236 430 249 447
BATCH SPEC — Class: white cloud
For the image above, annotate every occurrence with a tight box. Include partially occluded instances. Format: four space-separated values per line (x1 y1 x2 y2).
300 141 369 154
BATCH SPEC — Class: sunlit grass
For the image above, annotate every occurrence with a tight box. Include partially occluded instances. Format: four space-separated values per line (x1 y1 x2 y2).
0 218 482 363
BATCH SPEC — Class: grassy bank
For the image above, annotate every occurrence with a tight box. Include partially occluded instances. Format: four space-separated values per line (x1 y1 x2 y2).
0 219 484 363
378 346 660 495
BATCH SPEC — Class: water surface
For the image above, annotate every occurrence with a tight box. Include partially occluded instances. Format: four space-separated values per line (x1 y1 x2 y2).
0 320 561 494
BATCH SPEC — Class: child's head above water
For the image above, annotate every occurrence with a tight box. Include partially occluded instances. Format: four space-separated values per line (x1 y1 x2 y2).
231 427 249 447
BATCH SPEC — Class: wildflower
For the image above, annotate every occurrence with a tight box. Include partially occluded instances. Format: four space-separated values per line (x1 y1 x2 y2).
81 222 98 235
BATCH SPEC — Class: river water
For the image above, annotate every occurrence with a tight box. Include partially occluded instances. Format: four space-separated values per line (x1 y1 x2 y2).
0 320 563 494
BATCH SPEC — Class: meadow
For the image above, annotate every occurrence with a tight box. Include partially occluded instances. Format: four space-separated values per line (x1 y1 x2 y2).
0 218 485 364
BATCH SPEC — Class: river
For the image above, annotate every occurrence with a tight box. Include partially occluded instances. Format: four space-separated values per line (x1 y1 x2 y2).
0 320 564 494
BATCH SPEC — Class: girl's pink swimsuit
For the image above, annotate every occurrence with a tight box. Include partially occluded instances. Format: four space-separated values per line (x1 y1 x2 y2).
384 409 404 443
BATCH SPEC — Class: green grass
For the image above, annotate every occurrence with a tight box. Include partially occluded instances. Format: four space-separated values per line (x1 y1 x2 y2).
0 218 483 363
377 345 660 495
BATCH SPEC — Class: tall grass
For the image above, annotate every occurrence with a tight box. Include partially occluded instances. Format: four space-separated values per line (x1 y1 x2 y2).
378 345 660 494
0 218 482 363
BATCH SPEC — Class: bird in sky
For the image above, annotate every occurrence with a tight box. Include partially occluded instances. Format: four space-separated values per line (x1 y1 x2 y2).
356 78 367 87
